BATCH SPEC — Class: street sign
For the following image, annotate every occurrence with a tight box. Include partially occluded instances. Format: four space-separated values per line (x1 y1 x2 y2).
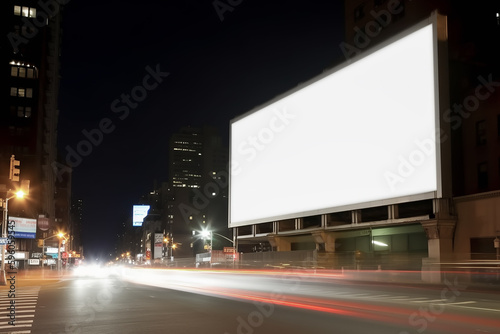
0 238 8 245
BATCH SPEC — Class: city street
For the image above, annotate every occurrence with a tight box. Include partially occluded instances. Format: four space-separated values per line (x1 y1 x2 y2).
0 268 499 334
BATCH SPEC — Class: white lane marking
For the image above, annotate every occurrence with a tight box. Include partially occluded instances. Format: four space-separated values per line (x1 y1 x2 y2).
0 309 36 314
440 304 500 313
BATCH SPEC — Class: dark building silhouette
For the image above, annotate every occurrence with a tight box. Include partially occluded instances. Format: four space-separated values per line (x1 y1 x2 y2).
167 126 230 258
1 0 68 268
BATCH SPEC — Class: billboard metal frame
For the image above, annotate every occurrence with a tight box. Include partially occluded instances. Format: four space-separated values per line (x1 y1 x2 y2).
229 12 450 228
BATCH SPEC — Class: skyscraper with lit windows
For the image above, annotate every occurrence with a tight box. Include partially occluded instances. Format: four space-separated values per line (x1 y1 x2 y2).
1 0 66 267
167 126 230 257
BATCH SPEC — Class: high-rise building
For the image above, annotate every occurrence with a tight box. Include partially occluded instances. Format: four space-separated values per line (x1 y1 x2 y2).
169 127 203 189
167 126 230 257
1 0 65 268
70 198 83 255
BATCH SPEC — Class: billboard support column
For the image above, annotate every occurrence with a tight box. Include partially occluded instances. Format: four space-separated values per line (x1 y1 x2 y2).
351 210 362 224
321 215 328 228
421 219 457 283
388 205 399 220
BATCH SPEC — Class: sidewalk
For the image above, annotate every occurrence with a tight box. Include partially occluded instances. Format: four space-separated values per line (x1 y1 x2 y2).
0 269 69 288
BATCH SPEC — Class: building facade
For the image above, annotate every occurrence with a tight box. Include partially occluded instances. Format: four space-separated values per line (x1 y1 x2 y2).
168 126 230 258
1 0 68 268
232 1 500 273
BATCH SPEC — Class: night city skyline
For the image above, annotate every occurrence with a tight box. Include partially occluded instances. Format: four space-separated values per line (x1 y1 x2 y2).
57 0 345 259
2 1 500 333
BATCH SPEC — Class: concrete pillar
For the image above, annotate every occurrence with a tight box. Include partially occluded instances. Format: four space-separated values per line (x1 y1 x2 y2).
268 236 291 252
433 198 454 219
312 231 336 252
421 218 457 283
421 219 456 260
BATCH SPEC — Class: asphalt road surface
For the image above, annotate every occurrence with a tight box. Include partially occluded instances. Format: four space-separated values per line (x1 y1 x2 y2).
1 267 499 334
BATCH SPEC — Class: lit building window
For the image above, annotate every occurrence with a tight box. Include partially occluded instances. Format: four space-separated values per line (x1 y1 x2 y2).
14 6 36 18
11 64 38 78
9 87 33 98
16 106 32 118
27 68 35 78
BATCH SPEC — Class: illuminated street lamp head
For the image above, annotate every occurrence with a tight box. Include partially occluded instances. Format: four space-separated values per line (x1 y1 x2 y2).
201 230 211 239
15 190 24 198
57 232 64 238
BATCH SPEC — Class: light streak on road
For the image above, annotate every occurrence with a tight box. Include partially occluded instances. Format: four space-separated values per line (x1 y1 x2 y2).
114 267 500 333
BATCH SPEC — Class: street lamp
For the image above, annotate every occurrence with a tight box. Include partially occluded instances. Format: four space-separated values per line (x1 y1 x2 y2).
200 229 235 250
199 229 236 268
41 232 67 273
57 232 68 272
171 243 177 259
163 237 168 261
0 190 25 285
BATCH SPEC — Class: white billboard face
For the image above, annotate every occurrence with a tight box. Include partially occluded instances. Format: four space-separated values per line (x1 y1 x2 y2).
133 205 150 227
230 22 439 227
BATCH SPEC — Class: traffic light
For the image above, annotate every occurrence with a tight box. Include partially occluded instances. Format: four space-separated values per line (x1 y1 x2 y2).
9 155 20 182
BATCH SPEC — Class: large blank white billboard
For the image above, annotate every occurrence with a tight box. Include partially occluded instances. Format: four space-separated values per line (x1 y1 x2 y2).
230 19 441 228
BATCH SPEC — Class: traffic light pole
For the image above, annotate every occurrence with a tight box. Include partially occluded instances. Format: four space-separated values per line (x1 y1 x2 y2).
1 155 23 285
0 194 15 285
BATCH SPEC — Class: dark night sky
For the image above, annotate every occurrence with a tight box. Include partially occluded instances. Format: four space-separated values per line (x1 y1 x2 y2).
57 0 345 260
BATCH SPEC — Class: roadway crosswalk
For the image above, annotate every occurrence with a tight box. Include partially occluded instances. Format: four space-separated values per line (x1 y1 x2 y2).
0 286 40 333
